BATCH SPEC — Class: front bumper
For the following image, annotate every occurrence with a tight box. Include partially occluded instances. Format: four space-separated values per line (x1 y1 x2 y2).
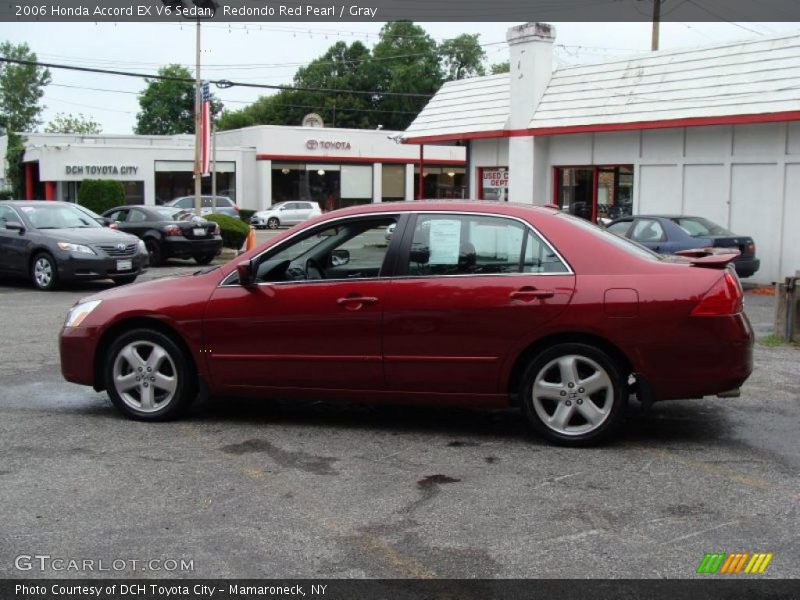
57 251 147 281
60 325 101 387
250 216 269 226
162 236 223 259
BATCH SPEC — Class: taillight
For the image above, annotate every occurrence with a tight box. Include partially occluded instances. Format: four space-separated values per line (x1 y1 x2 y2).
163 225 182 236
746 242 755 255
213 223 220 235
691 272 742 316
233 204 240 212
108 223 119 230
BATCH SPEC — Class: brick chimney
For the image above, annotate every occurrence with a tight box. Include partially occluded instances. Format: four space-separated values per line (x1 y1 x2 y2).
506 23 555 204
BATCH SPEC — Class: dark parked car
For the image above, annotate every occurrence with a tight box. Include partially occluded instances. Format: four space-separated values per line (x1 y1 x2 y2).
0 201 147 290
60 202 753 446
605 215 760 278
102 205 222 266
164 195 239 218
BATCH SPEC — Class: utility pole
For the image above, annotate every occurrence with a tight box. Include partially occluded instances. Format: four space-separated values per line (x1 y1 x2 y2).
193 19 202 217
651 0 661 51
211 117 217 210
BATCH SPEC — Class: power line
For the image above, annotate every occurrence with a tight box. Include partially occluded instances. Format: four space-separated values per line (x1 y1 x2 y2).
0 56 435 98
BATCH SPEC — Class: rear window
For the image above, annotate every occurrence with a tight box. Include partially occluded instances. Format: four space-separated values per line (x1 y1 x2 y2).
671 217 731 237
557 213 661 261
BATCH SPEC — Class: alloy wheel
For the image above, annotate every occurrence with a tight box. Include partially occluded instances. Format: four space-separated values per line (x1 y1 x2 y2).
112 340 178 413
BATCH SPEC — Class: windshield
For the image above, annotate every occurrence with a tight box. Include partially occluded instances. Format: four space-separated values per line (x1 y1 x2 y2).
671 217 732 237
21 205 102 229
557 213 661 261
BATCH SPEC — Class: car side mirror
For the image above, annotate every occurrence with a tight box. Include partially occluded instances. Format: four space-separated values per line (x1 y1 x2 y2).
236 260 255 287
330 249 350 267
6 221 25 233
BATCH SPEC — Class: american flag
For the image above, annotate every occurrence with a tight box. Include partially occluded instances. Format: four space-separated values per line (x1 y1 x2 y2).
200 81 211 176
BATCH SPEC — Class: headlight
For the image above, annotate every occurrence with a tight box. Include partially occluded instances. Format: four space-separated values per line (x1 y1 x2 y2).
64 300 102 328
57 242 95 255
138 240 147 254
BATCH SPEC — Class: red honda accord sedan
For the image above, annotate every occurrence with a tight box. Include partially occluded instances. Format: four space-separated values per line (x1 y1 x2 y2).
60 202 753 445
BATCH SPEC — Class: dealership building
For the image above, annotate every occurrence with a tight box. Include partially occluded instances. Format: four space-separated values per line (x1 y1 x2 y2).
0 126 466 211
404 23 800 284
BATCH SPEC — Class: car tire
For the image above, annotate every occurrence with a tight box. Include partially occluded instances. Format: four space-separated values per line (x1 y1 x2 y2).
267 217 280 230
520 343 626 446
104 328 196 421
193 253 216 265
145 239 163 266
31 252 58 291
113 275 138 286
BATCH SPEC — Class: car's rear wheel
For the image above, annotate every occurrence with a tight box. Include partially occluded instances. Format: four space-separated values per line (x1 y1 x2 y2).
521 343 626 446
104 328 196 421
193 253 216 265
145 239 163 266
267 217 280 229
31 253 58 291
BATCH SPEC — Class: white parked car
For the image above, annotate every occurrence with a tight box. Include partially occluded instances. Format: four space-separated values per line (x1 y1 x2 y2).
250 201 322 230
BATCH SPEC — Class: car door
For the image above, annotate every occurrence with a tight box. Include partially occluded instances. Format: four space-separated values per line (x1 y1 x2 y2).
203 214 402 392
382 212 576 394
297 202 315 222
279 202 301 224
105 208 130 230
0 205 29 274
116 208 151 237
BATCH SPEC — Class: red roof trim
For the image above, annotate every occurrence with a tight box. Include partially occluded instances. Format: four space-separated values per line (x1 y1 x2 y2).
256 153 465 165
404 111 800 143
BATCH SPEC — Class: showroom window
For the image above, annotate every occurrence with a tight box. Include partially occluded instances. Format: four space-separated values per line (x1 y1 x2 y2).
554 165 633 223
413 166 466 199
382 164 405 202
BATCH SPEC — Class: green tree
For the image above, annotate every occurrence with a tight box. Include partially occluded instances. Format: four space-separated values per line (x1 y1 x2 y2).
367 21 443 130
134 64 221 135
0 42 51 133
439 34 486 81
45 112 102 134
491 61 510 74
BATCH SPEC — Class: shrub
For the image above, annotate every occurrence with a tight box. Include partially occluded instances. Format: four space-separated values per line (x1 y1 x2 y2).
0 189 14 200
77 179 125 214
206 214 250 250
239 209 256 223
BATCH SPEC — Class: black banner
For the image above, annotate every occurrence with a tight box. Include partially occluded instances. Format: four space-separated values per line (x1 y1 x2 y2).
4 579 800 600
2 0 800 23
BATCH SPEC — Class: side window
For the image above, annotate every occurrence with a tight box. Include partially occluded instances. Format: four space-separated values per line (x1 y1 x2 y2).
128 209 147 223
177 198 192 208
523 230 569 273
253 216 398 284
0 205 18 228
407 214 528 276
631 219 666 243
606 220 632 237
107 209 128 222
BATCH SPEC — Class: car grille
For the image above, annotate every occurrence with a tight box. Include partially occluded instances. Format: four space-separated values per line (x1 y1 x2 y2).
97 243 137 257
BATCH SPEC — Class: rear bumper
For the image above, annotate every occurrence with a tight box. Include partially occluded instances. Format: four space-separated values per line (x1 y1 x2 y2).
635 312 754 401
60 325 101 387
733 256 760 278
57 252 147 281
162 236 223 259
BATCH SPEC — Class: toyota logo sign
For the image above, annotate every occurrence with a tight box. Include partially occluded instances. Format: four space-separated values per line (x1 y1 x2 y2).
117 243 126 251
306 140 319 150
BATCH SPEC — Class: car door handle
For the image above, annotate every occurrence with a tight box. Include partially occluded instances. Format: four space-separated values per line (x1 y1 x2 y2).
337 296 378 310
510 287 554 301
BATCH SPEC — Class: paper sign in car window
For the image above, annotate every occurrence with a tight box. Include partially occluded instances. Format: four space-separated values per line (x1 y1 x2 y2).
428 219 461 264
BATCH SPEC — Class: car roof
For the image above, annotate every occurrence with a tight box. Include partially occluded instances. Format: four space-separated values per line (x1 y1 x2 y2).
2 200 74 207
322 200 561 219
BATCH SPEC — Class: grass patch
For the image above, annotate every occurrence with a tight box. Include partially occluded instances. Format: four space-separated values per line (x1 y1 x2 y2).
760 334 787 347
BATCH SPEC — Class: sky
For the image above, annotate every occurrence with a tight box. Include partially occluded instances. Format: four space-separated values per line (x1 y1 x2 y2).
2 20 799 133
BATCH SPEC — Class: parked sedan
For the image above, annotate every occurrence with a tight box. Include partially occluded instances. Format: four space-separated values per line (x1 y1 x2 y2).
0 201 147 290
251 201 322 229
165 195 239 218
605 215 760 278
102 205 222 266
60 202 753 446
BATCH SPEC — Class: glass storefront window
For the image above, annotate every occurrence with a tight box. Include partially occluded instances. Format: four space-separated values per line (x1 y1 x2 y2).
413 166 466 199
555 165 633 223
382 164 405 202
479 167 509 201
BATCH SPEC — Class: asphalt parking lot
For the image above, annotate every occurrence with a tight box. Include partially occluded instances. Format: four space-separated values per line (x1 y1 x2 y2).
0 241 798 579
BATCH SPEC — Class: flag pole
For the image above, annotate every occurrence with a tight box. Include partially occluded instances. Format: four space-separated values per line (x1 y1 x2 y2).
211 116 217 211
193 18 202 217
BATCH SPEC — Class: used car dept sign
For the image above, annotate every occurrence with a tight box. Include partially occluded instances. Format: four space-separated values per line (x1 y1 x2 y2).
306 140 352 150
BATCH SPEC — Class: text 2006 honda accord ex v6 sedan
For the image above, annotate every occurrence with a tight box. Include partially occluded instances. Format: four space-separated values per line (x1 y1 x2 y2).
60 202 753 445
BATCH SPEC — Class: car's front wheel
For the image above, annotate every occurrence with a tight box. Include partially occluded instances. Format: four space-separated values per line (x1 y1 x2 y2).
31 253 58 291
267 217 280 229
104 328 196 420
521 343 626 446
